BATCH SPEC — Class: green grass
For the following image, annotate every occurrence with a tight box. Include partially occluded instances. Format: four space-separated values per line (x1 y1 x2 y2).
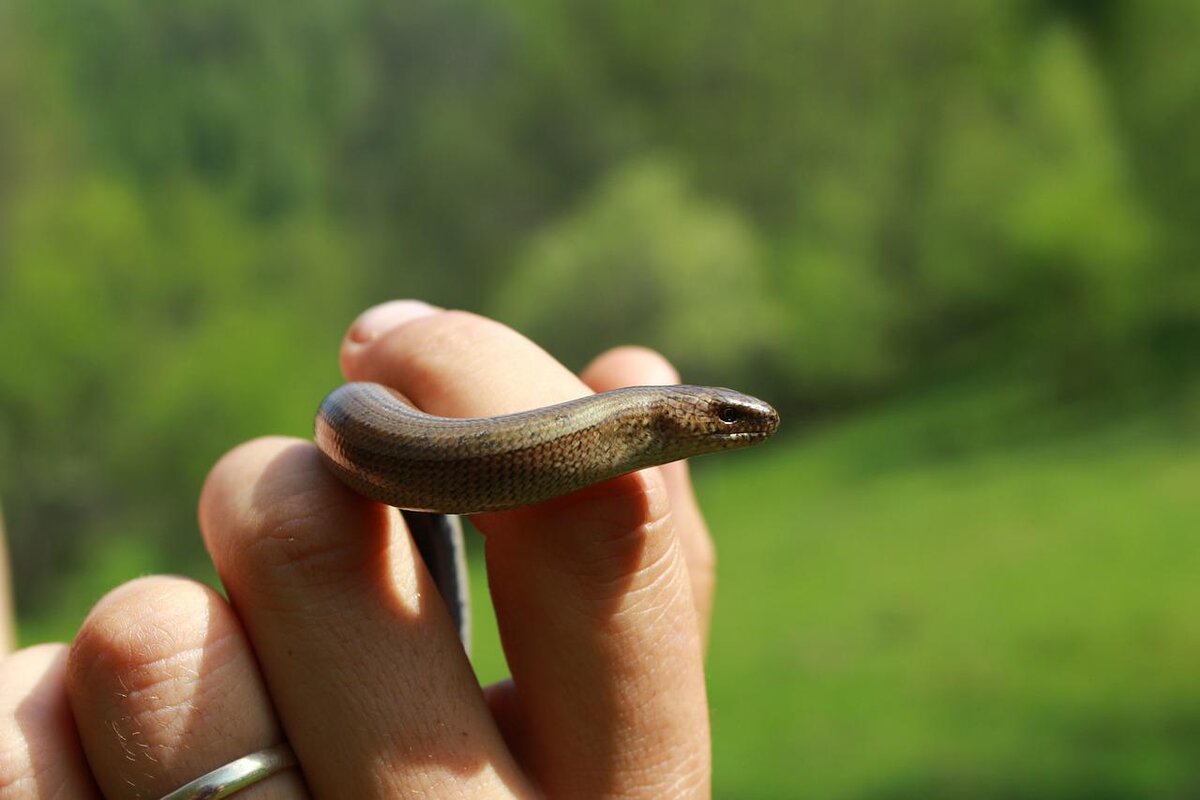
472 389 1200 797
701 405 1200 798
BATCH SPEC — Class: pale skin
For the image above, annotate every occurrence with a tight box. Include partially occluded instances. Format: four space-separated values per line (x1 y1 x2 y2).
0 301 719 799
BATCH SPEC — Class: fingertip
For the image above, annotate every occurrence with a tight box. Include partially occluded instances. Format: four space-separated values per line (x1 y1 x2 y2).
581 346 682 393
340 300 441 379
348 300 441 345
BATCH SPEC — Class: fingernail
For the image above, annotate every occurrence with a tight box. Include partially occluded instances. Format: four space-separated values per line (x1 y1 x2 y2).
348 300 438 344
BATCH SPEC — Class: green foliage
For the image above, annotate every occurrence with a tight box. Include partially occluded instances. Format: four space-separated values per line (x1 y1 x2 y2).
26 0 364 215
775 225 900 391
492 158 774 381
917 25 1155 351
0 172 356 605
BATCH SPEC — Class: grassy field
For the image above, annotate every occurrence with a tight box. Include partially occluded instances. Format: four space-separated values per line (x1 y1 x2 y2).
22 385 1200 798
473 386 1200 798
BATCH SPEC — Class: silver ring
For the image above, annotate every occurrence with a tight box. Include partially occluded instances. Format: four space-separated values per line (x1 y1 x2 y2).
157 744 297 800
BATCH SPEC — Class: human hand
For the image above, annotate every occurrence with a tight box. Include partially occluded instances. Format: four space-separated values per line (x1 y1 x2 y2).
0 301 718 798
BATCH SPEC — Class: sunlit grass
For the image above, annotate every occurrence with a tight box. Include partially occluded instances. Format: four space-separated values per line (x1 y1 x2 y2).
697 402 1200 798
470 389 1200 797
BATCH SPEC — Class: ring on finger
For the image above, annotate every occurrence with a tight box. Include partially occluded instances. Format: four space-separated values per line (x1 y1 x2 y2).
157 743 298 800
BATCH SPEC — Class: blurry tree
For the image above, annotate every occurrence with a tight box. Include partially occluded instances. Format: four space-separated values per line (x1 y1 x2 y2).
1101 0 1200 369
0 174 354 610
1 1 361 611
491 157 773 385
334 0 643 307
28 0 364 218
914 24 1154 389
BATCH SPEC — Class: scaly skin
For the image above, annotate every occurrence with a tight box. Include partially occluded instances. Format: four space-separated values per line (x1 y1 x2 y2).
314 382 779 514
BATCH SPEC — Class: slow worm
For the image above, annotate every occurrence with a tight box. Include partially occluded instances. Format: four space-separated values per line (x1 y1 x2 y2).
314 381 779 646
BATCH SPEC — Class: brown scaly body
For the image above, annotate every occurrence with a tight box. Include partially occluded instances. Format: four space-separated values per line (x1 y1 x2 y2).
314 382 779 514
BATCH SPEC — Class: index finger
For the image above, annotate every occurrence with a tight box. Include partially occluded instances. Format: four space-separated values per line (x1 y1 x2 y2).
340 304 711 798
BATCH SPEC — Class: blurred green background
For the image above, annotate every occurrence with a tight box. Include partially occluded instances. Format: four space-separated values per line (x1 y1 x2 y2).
2 1 1200 796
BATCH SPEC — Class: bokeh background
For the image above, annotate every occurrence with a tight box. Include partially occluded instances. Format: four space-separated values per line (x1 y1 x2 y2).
2 1 1200 796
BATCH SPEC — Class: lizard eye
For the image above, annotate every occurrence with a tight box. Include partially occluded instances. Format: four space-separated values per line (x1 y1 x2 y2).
717 405 741 424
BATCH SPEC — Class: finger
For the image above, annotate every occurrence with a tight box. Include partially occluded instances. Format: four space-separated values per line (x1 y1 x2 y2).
0 505 13 654
0 644 100 800
342 308 710 797
65 576 305 799
199 437 529 798
579 346 717 648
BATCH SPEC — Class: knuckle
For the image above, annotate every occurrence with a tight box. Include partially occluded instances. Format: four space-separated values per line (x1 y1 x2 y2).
202 437 389 598
390 308 498 363
69 576 219 684
65 578 251 760
379 309 538 382
545 470 681 595
204 439 345 564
